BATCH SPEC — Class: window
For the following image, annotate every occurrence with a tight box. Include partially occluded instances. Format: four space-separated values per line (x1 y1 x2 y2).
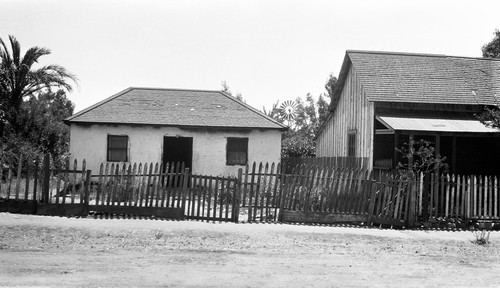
226 137 248 165
107 135 128 162
347 132 356 157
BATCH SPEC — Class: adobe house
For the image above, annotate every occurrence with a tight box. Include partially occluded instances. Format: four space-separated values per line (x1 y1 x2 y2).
316 50 500 175
65 87 287 176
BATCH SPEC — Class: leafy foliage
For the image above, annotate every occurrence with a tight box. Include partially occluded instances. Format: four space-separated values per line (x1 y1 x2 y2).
477 106 500 130
263 73 337 159
482 29 500 58
0 35 76 132
396 139 447 176
221 80 244 102
471 229 490 246
324 73 338 110
477 30 500 130
281 131 316 158
2 90 74 165
0 35 76 165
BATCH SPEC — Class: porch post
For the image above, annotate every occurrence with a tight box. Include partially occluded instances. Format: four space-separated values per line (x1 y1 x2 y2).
407 134 417 227
393 132 400 170
408 134 414 173
435 135 441 174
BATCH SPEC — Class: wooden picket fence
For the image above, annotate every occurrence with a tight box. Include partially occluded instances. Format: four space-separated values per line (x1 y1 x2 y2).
85 161 187 219
240 162 416 226
424 173 500 221
0 154 42 213
0 154 419 226
0 154 92 215
3 153 498 227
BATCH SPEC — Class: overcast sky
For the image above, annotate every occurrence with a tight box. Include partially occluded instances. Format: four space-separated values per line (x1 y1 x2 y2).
1 0 499 113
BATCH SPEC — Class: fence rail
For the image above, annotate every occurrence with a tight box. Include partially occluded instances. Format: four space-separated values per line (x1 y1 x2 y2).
282 156 369 173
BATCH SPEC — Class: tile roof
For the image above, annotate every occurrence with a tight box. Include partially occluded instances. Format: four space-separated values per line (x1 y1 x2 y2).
66 87 287 130
345 50 500 106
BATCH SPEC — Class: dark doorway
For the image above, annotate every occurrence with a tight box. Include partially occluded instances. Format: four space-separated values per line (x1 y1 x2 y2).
163 136 193 172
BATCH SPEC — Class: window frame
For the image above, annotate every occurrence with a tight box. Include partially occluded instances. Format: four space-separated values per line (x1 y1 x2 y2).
107 135 129 162
347 131 356 157
226 137 248 166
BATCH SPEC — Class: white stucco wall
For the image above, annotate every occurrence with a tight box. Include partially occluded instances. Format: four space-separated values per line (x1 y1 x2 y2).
69 124 282 176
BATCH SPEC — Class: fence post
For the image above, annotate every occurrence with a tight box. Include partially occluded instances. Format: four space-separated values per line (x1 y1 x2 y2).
233 168 243 223
278 167 287 222
41 153 50 204
15 154 23 200
421 172 430 220
366 178 377 224
84 169 92 206
32 157 39 201
407 178 418 227
181 168 190 219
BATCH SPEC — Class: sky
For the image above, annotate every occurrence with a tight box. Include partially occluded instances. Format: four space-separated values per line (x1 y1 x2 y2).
1 0 499 113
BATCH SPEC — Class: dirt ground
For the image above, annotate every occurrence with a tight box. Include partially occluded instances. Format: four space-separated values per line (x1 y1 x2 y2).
0 213 499 287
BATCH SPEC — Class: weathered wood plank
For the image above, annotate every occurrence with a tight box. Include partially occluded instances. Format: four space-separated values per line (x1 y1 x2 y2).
281 210 366 224
37 203 87 217
89 205 184 219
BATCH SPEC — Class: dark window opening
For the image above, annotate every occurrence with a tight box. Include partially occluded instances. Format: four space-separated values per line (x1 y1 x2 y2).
107 135 128 162
347 133 356 157
227 137 248 165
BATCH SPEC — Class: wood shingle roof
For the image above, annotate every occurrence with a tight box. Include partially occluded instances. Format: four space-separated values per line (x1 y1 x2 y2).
66 87 287 130
344 50 500 106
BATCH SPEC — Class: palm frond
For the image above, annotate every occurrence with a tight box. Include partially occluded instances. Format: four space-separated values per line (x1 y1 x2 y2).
8 35 21 66
20 46 51 67
0 36 12 67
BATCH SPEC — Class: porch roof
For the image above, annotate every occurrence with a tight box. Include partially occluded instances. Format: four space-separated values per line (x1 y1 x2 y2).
377 116 499 133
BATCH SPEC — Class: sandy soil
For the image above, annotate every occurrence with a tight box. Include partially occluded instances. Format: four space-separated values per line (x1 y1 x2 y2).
0 213 499 287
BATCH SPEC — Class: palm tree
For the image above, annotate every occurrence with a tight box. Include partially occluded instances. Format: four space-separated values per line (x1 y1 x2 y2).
0 35 77 133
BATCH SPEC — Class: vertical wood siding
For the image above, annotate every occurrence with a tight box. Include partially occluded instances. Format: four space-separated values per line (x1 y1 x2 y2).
316 66 375 169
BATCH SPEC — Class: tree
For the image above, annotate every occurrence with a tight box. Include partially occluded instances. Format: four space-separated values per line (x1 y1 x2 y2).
262 73 338 159
2 90 74 164
482 29 500 58
262 100 280 119
478 30 500 129
0 35 77 135
324 73 338 110
221 80 244 102
317 94 329 126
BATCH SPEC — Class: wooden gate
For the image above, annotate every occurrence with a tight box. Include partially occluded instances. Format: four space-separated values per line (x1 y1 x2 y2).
185 173 241 222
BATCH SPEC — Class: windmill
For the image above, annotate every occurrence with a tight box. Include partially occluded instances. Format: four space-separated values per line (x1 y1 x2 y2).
279 100 297 127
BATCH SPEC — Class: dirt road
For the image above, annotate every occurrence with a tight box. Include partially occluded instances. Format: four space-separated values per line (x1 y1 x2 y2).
0 213 499 287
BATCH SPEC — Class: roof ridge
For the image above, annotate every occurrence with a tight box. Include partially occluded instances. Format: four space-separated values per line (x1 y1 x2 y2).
347 50 446 58
347 49 500 61
128 87 224 93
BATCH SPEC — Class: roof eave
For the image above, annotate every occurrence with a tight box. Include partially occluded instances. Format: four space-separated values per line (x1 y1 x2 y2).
66 120 288 131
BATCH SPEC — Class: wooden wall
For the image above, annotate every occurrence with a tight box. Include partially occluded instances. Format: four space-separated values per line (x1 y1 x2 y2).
316 114 334 157
316 65 375 169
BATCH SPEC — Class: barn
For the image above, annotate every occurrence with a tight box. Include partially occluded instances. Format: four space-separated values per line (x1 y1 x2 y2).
316 50 500 175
